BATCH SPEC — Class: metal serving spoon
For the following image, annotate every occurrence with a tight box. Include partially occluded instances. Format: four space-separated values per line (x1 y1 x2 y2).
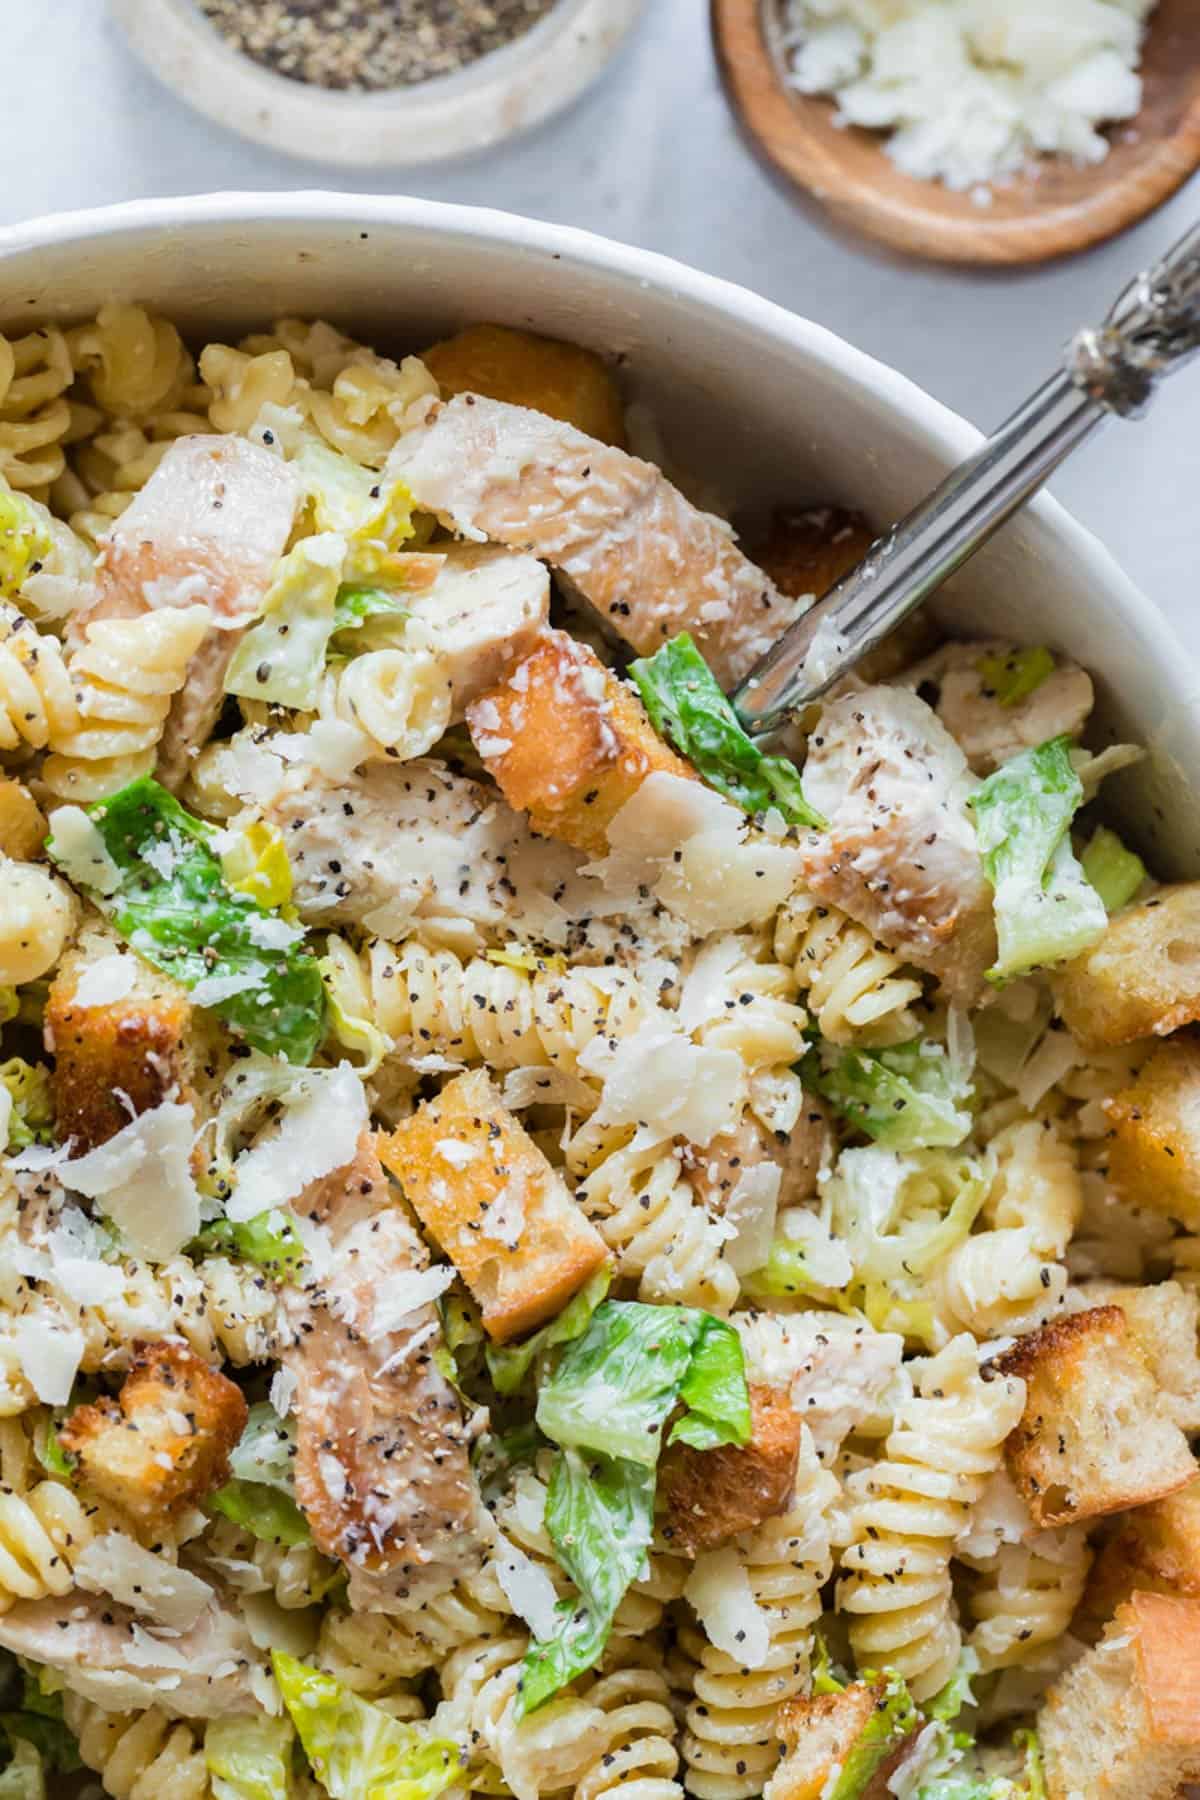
731 221 1200 738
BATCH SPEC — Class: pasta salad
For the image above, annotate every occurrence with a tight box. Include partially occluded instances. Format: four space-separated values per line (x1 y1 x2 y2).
0 305 1195 1800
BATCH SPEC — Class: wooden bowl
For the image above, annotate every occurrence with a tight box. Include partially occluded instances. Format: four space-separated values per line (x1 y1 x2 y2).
713 0 1200 266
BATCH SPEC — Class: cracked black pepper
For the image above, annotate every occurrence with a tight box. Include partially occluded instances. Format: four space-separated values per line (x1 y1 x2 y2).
196 0 561 92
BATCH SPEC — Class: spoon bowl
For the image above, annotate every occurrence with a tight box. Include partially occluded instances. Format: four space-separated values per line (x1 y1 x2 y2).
712 0 1200 266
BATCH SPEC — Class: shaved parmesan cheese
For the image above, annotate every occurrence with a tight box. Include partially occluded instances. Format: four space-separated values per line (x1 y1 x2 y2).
583 1022 743 1148
372 1263 456 1336
502 1066 598 1114
64 1100 200 1259
46 804 123 896
684 1548 771 1668
75 1535 214 1631
70 953 137 1009
435 1138 480 1170
722 1163 782 1276
491 1533 561 1641
677 935 745 1034
7 1142 72 1175
244 914 305 951
14 1318 84 1404
227 1063 367 1222
269 1366 297 1418
190 967 265 1007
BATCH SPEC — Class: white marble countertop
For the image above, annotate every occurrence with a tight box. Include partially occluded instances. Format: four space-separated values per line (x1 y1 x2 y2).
7 0 1200 660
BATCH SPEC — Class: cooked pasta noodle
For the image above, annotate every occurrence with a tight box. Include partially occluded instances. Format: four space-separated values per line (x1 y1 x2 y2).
0 602 77 749
774 890 923 1046
43 604 211 799
67 305 198 424
0 1476 104 1611
576 1654 684 1800
0 327 75 496
574 1133 739 1313
64 1697 211 1800
963 1528 1092 1671
0 858 76 986
199 343 301 436
319 631 453 762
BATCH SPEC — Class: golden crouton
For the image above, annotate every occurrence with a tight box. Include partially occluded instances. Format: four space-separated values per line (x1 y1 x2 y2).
1082 1476 1200 1633
45 925 224 1157
659 1384 802 1556
0 775 46 861
422 323 626 446
1041 1592 1200 1800
466 629 694 857
764 1679 919 1800
380 1068 609 1343
1080 1279 1200 1432
60 1340 247 1536
1053 883 1200 1048
991 1307 1196 1529
1102 1038 1200 1229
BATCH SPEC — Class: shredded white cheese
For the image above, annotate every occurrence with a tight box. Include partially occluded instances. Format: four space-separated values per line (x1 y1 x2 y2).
13 1318 84 1404
63 1100 201 1260
45 805 122 896
491 1533 562 1642
371 1264 456 1337
226 1063 367 1222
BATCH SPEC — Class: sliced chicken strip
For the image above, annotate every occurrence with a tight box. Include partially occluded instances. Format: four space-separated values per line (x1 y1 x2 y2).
280 1136 486 1614
734 1310 906 1462
901 638 1094 775
799 686 997 1004
405 543 549 720
386 395 802 686
0 1588 261 1718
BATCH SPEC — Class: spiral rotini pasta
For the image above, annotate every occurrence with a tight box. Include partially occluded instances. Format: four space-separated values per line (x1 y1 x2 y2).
319 1572 509 1693
199 343 302 436
64 1696 211 1800
963 1528 1092 1671
41 603 211 800
440 1630 614 1800
199 1515 339 1612
774 889 923 1047
0 1476 104 1611
0 601 77 749
319 631 453 763
679 1428 839 1800
575 1653 684 1800
837 1335 1026 1700
0 326 75 496
67 305 199 424
0 857 76 986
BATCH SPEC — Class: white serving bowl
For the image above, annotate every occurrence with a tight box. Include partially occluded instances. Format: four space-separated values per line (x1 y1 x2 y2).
2 192 1196 869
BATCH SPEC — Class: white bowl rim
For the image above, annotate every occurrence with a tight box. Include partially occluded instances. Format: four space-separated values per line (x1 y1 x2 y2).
0 188 1187 683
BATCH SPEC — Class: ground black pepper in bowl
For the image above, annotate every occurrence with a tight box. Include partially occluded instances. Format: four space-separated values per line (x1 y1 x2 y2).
196 0 562 91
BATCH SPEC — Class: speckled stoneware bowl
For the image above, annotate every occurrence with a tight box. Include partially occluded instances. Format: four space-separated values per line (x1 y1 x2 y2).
2 191 1197 871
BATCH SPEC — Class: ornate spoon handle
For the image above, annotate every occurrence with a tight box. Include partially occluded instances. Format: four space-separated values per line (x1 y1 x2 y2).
731 222 1200 737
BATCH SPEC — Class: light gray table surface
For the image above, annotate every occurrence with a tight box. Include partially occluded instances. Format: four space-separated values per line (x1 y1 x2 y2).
5 0 1199 660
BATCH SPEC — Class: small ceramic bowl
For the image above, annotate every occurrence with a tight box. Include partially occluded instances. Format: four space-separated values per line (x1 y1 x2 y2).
109 0 646 166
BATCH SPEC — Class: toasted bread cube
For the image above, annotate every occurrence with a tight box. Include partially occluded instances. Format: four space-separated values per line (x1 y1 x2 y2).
1080 1279 1200 1433
1083 1476 1200 1632
380 1068 608 1343
0 775 46 861
1041 1592 1200 1800
1053 884 1200 1048
1102 1039 1200 1229
60 1341 247 1535
660 1384 802 1556
467 629 694 857
765 1679 919 1800
422 323 626 447
45 925 223 1157
992 1307 1196 1529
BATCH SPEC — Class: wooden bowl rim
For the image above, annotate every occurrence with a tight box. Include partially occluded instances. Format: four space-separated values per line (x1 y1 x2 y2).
713 0 1200 267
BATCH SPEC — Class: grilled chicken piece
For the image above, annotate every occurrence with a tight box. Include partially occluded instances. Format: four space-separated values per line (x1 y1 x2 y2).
405 543 550 720
799 685 996 1004
0 1588 260 1718
280 1136 485 1613
735 1311 905 1461
76 436 299 782
386 395 802 686
903 638 1094 775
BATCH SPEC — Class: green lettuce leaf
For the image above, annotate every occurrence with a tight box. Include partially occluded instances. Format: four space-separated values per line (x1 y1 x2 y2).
195 1209 306 1278
0 488 51 601
29 1414 74 1481
225 535 343 711
970 736 1107 984
486 1266 611 1397
1014 1731 1046 1800
0 1061 54 1152
0 1741 44 1800
211 1402 311 1547
828 1672 920 1800
535 1301 750 1468
210 1480 310 1547
49 779 324 1063
332 584 410 636
669 1312 753 1450
205 1715 293 1800
630 633 825 828
0 1674 79 1775
272 1653 461 1800
228 1401 298 1491
521 1448 655 1713
975 647 1055 708
1080 826 1146 914
804 1038 973 1150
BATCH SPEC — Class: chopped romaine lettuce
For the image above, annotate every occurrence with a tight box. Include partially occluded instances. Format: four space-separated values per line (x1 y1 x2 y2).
194 1208 306 1278
225 534 343 710
804 1038 973 1151
0 488 51 600
486 1266 611 1397
205 1715 293 1800
630 633 826 828
471 1422 542 1506
272 1653 461 1800
220 819 295 911
49 779 325 1063
211 1402 310 1545
1013 1731 1046 1800
535 1301 750 1468
30 1412 75 1480
975 647 1055 708
927 1652 979 1724
228 1401 298 1491
670 1312 753 1450
0 1740 45 1800
0 1060 53 1151
970 736 1107 984
0 1673 79 1776
521 1448 655 1713
210 1480 310 1547
827 1671 920 1800
332 584 410 636
1080 825 1146 914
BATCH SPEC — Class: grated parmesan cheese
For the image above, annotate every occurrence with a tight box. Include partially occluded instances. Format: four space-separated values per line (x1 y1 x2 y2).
779 0 1155 191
